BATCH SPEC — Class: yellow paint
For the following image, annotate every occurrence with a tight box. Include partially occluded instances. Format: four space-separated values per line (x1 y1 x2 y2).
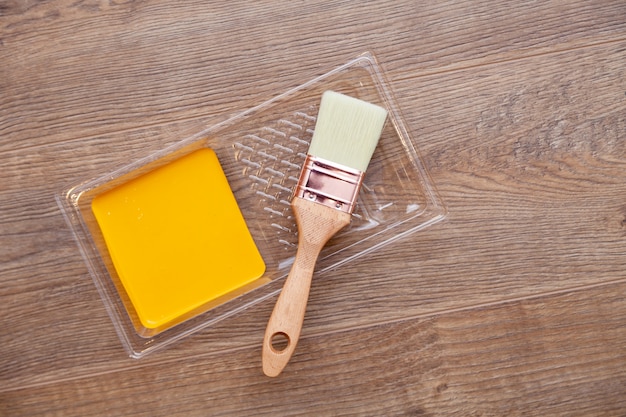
92 148 265 333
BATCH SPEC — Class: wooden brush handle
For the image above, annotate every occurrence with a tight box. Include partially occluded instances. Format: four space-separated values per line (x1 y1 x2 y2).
262 197 351 377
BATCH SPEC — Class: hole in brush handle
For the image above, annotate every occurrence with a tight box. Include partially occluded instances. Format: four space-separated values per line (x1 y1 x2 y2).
270 332 290 353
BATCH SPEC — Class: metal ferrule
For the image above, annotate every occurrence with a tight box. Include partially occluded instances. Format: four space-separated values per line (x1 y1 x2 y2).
295 155 364 214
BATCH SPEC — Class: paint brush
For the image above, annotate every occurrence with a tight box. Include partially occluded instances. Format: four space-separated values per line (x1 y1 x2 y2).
262 91 388 376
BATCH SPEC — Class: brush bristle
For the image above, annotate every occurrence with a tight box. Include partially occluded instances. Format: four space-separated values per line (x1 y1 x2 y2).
308 91 388 172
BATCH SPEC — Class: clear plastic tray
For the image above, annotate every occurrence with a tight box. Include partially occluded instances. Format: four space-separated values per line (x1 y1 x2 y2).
58 52 447 358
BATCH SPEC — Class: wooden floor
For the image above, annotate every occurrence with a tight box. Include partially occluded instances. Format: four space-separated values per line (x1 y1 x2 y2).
2 1 626 415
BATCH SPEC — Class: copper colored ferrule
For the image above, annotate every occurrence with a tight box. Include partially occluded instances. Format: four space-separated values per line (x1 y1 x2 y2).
295 155 364 214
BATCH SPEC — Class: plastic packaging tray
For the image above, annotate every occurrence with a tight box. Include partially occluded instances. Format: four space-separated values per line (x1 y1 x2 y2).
58 52 447 357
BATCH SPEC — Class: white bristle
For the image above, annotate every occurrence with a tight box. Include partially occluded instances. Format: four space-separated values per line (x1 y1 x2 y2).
308 91 388 172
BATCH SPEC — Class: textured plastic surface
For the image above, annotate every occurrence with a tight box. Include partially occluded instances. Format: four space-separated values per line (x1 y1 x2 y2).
58 52 446 358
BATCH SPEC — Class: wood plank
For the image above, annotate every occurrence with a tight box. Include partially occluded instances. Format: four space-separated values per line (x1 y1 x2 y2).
2 281 624 416
1 39 624 391
1 0 624 150
2 0 626 414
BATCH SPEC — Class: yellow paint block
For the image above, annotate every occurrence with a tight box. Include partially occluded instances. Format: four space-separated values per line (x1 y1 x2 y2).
91 148 265 335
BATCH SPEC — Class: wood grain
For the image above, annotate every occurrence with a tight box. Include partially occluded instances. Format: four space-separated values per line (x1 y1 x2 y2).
263 197 352 377
1 0 626 415
1 0 625 150
2 282 625 416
